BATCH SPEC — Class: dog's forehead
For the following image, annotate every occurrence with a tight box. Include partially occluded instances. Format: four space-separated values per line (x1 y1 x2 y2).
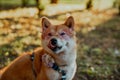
50 24 67 32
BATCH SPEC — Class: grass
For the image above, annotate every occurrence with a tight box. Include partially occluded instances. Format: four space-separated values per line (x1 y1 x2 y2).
0 0 87 10
0 0 36 5
75 15 120 80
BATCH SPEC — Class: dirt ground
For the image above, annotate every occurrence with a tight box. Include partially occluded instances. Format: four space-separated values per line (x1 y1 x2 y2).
0 7 120 80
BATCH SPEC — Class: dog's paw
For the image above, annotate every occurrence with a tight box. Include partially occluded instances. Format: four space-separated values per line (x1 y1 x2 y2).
42 54 55 67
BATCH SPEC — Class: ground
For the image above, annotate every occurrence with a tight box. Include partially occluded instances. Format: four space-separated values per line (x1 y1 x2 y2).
0 6 120 80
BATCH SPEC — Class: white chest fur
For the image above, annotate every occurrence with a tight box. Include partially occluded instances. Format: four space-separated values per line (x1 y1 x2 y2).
45 62 77 80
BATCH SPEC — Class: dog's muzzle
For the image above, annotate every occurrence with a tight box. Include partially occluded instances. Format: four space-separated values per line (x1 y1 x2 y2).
48 38 62 52
51 38 57 46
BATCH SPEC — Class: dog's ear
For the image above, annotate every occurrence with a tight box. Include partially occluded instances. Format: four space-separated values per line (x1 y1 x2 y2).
42 17 51 31
64 16 74 30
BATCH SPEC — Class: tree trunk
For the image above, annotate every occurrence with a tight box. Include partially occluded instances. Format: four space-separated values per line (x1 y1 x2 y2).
51 0 58 4
22 0 28 7
118 4 120 16
86 0 92 9
36 0 40 8
35 0 41 16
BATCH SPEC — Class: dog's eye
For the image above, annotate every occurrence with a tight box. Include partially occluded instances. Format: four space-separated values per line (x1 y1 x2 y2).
60 32 65 36
48 33 52 36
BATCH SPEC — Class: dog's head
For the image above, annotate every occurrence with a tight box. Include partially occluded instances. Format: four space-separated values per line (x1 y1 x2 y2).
41 16 75 54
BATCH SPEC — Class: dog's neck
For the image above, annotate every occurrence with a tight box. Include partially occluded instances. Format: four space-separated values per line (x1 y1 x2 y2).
32 48 67 72
31 48 67 79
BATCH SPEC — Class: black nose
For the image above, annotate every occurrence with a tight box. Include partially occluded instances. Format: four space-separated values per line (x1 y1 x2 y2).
50 38 57 46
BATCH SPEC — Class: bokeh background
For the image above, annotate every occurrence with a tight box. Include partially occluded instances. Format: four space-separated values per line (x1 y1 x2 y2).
0 0 120 80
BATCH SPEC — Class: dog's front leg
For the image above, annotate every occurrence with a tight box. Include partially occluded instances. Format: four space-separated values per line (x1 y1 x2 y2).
41 54 60 80
42 54 55 68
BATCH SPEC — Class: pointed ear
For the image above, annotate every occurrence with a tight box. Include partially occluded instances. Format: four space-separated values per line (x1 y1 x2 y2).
64 16 74 30
41 17 51 31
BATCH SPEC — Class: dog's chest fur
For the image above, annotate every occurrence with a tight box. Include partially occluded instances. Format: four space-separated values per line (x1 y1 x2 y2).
44 51 77 80
45 64 76 80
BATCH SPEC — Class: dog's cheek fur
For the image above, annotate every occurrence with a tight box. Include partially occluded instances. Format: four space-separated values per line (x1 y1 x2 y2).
66 38 76 50
42 39 49 50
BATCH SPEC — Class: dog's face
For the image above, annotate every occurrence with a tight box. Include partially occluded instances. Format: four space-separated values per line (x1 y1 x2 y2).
41 16 75 54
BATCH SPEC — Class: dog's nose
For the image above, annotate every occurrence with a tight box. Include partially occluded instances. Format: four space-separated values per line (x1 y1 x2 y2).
50 38 57 46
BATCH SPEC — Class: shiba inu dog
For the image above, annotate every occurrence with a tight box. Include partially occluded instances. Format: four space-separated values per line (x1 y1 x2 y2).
0 16 77 80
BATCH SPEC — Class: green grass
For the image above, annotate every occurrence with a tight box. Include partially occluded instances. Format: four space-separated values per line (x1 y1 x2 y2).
0 0 87 8
75 15 120 80
59 0 87 4
0 0 36 5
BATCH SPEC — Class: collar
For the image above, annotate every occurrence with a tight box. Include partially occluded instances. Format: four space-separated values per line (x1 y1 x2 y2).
30 52 66 80
51 63 66 80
